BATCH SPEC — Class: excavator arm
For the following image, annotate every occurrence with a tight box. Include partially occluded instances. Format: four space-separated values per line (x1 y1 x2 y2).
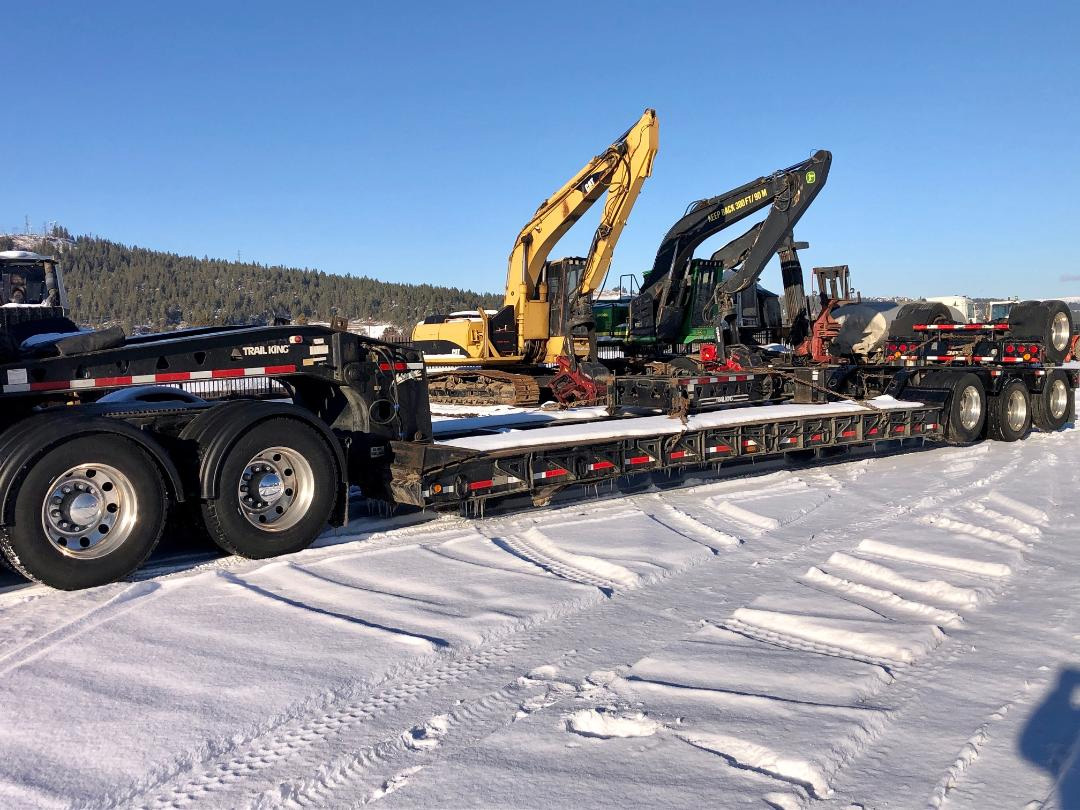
631 149 831 342
507 109 659 352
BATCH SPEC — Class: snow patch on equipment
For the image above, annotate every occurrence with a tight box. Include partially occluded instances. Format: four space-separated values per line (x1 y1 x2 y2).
857 540 1012 578
564 709 660 739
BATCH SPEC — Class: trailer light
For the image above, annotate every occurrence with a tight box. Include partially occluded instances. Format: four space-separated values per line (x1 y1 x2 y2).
289 335 304 344
432 483 443 494
1005 344 1015 354
1029 345 1039 355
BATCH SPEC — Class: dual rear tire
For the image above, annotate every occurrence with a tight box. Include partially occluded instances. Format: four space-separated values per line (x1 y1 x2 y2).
0 435 167 590
200 418 338 560
0 418 339 590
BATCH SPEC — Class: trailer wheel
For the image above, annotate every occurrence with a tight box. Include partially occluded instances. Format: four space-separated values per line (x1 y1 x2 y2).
1031 369 1074 432
922 371 986 445
201 418 337 559
987 379 1031 442
888 302 953 340
1007 300 1074 364
0 435 167 589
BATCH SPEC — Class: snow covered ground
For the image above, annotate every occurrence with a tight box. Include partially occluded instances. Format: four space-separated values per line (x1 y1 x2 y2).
1 426 1079 808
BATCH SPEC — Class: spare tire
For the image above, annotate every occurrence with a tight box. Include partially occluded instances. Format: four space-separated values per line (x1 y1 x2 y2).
1007 300 1074 364
888 302 953 341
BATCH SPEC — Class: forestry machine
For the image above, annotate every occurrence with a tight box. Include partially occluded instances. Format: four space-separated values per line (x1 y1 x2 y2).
616 150 831 371
411 108 659 405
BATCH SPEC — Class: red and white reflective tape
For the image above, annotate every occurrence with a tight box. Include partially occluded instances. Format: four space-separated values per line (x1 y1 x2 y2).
681 374 753 387
3 364 299 394
780 436 799 445
378 361 426 372
706 443 733 454
466 472 519 492
840 429 857 438
913 323 1008 331
586 460 615 472
625 455 654 466
925 422 939 430
742 439 759 450
669 449 693 459
532 467 569 481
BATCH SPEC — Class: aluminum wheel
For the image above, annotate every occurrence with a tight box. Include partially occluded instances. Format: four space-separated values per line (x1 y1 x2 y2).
236 446 315 532
959 385 983 431
1049 378 1069 419
1051 311 1071 352
41 463 138 559
1005 388 1028 433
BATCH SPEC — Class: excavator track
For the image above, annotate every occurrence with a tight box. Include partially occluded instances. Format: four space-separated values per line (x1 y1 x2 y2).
426 369 542 407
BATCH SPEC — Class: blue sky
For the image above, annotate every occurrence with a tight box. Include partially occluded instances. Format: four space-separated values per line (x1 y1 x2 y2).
3 1 1078 298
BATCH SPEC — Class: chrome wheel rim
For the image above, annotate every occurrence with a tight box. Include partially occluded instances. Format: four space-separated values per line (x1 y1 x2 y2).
41 463 137 559
1049 379 1069 420
1051 311 1071 352
1005 388 1028 433
959 385 982 430
237 446 314 532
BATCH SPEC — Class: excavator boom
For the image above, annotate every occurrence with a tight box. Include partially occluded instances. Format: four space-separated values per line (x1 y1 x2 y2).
507 109 658 350
411 109 658 405
631 150 830 342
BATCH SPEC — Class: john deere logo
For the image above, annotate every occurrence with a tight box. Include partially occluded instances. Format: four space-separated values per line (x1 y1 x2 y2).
806 171 816 184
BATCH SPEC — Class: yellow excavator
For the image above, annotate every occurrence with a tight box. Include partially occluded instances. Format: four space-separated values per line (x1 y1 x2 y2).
411 108 659 405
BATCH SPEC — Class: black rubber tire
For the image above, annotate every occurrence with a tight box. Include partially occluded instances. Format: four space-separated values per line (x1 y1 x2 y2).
921 371 987 445
200 418 338 559
888 302 954 340
986 378 1031 442
1006 300 1074 364
0 435 167 590
1031 368 1074 432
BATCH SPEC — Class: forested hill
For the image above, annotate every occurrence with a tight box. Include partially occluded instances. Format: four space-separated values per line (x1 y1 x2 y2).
0 233 503 332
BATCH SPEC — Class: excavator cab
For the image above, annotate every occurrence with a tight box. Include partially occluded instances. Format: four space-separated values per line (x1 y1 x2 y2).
545 257 589 337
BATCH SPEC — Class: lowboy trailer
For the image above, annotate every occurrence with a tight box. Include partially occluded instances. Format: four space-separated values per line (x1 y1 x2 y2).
0 251 1075 590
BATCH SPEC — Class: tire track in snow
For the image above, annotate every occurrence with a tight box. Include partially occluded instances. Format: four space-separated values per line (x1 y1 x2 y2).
124 463 863 808
60 438 1039 806
0 580 173 677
